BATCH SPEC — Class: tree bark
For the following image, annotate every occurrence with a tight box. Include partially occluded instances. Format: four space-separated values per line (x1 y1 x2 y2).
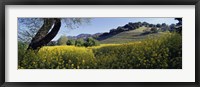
31 18 54 43
27 18 61 50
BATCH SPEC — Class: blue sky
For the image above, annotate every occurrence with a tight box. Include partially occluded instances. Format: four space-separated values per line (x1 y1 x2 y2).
54 18 178 40
18 18 178 41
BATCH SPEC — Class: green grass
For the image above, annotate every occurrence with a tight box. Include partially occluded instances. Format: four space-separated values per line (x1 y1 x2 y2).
100 27 164 44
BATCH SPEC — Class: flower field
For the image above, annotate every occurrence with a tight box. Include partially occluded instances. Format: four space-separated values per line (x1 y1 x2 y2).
18 32 182 69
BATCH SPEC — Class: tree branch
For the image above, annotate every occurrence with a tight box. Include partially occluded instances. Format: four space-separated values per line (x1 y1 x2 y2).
27 18 61 50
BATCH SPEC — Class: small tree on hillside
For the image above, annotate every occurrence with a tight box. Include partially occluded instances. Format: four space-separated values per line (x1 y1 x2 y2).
156 24 161 28
169 24 176 32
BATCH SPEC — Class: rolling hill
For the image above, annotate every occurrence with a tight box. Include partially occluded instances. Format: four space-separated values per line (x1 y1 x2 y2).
66 20 174 44
99 26 164 44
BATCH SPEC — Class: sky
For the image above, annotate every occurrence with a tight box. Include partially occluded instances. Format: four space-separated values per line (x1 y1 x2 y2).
54 18 178 40
18 18 179 41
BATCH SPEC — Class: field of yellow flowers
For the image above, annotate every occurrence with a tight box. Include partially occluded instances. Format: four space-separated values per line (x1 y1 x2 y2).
18 32 182 69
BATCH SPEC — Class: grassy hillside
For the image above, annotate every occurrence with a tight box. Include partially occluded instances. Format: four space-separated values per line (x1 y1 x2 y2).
100 27 163 44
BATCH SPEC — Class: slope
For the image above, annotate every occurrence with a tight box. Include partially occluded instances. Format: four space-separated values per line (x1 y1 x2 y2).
99 27 163 44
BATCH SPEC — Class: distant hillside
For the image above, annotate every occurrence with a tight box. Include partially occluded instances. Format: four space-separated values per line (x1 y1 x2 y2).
99 27 163 44
66 21 177 43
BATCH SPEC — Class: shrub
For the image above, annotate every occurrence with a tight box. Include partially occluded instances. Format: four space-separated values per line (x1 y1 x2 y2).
66 39 75 45
75 39 84 47
84 37 100 47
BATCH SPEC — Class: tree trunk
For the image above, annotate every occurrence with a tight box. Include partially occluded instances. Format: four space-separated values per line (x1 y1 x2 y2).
27 18 61 50
31 18 54 43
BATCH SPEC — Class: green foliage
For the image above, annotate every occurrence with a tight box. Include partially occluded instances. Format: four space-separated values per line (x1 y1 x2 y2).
66 39 75 45
84 37 100 47
57 35 68 45
18 41 28 67
67 38 99 47
75 39 84 47
156 24 161 28
18 32 182 69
